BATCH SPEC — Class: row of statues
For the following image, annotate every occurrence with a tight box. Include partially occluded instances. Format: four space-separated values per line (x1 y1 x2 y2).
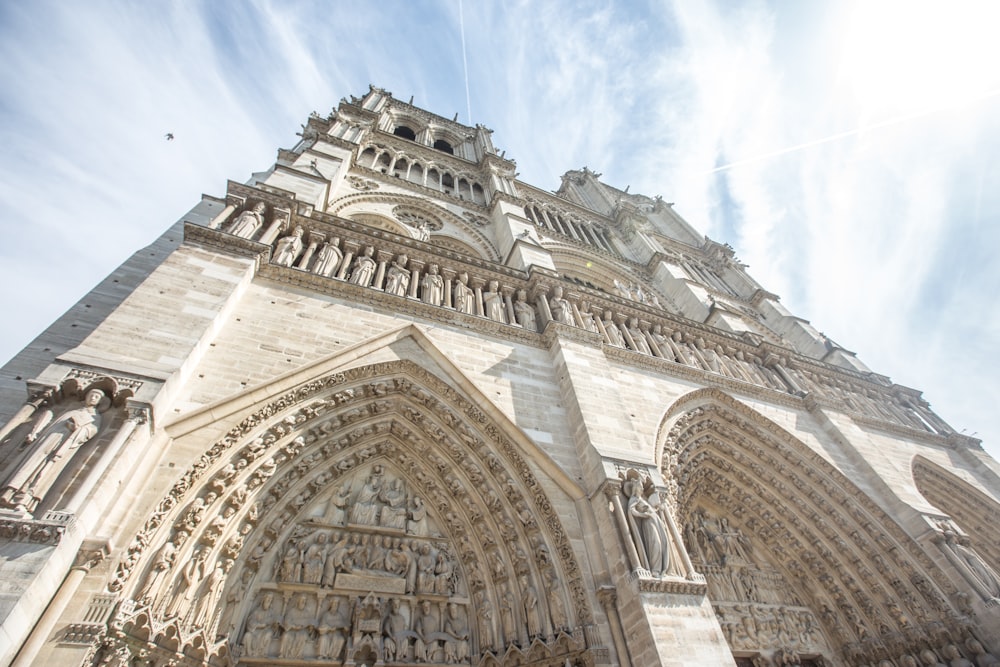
242 592 471 664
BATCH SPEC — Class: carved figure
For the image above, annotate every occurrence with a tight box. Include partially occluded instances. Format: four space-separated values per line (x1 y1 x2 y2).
578 303 598 332
454 272 475 314
350 466 384 525
166 549 206 618
191 558 229 628
382 597 409 661
279 539 303 583
279 594 314 659
548 286 574 325
499 583 517 647
521 574 542 641
513 289 537 331
421 264 444 306
545 569 569 632
603 312 625 347
243 592 279 657
623 472 670 576
228 202 266 239
1 388 107 512
313 238 343 277
627 318 651 354
966 639 1000 667
475 589 495 651
435 551 455 595
303 532 329 584
943 644 975 667
138 539 177 602
378 477 408 529
273 226 304 267
317 597 349 660
407 495 427 535
443 602 469 663
417 543 436 593
349 246 377 287
323 483 351 525
413 599 439 662
920 649 947 667
943 531 1000 600
385 254 410 296
483 280 506 323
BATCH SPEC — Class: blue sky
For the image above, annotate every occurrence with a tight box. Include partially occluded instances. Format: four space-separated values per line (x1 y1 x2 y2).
1 0 998 462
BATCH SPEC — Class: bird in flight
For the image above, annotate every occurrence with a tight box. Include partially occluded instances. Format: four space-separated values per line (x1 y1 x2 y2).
165 133 174 141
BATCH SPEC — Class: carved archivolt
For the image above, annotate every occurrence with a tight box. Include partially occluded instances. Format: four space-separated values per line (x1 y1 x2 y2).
101 361 593 666
658 388 980 666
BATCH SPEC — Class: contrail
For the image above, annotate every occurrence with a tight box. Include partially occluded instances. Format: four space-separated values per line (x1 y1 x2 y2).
708 86 1000 174
459 0 473 125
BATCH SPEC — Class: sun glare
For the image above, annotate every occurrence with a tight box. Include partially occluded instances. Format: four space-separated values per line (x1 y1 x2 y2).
840 0 1000 115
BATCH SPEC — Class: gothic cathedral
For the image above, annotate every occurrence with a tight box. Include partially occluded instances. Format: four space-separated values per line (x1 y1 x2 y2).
1 87 998 667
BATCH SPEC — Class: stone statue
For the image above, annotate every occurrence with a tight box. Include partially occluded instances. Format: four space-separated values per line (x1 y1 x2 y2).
323 483 351 525
623 472 671 576
302 532 329 584
545 568 568 632
416 543 436 593
513 289 537 331
382 597 408 662
484 280 506 323
920 649 947 667
443 602 469 663
385 254 410 296
435 551 455 594
1 387 108 512
228 202 266 239
279 594 314 659
966 639 1000 667
943 644 975 667
454 272 475 314
278 539 303 583
627 318 651 354
191 558 229 628
378 477 407 529
499 582 516 647
244 592 279 657
413 598 439 662
549 286 574 325
273 226 304 267
475 589 495 651
578 303 598 332
421 264 444 306
943 530 1000 600
349 246 377 287
350 466 384 525
603 312 625 347
313 238 343 277
166 549 206 618
317 597 349 660
407 495 427 535
521 574 542 641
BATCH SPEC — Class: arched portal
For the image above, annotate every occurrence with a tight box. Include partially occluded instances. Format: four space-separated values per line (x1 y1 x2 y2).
99 360 595 667
658 389 972 667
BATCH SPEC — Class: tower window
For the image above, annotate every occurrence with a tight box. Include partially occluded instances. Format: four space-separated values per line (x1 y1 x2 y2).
393 126 416 140
433 139 454 154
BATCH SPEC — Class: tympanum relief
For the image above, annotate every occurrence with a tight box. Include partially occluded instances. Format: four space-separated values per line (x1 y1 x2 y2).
684 508 830 662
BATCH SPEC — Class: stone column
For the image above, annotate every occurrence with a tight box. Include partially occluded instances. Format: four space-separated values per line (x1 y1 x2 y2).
605 484 642 571
374 250 393 291
207 198 242 230
296 232 324 270
259 209 290 245
472 278 486 317
502 287 516 325
597 586 632 667
10 542 109 667
0 386 55 444
337 243 359 280
441 268 456 309
407 259 425 299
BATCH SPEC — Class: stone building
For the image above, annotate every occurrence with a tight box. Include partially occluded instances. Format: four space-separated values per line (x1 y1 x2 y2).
1 86 999 667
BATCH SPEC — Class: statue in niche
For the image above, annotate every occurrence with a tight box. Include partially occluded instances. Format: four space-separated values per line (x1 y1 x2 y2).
499 582 517 647
407 495 427 536
1 387 109 512
313 238 343 277
603 311 626 347
544 568 569 633
382 598 409 662
303 532 329 584
454 272 475 314
548 286 574 325
443 602 470 663
243 592 279 657
513 289 537 331
520 574 542 642
413 598 439 662
483 280 506 323
165 548 207 618
350 464 385 525
421 264 444 306
379 477 408 529
317 597 349 660
622 470 671 576
272 225 304 267
348 246 377 287
191 558 230 628
385 254 410 297
578 302 598 333
138 538 178 602
475 589 495 652
228 202 267 239
627 317 651 355
279 594 315 659
942 530 1000 601
323 483 351 525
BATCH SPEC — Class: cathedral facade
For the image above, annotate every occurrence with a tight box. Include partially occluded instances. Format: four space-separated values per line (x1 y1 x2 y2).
1 86 998 667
